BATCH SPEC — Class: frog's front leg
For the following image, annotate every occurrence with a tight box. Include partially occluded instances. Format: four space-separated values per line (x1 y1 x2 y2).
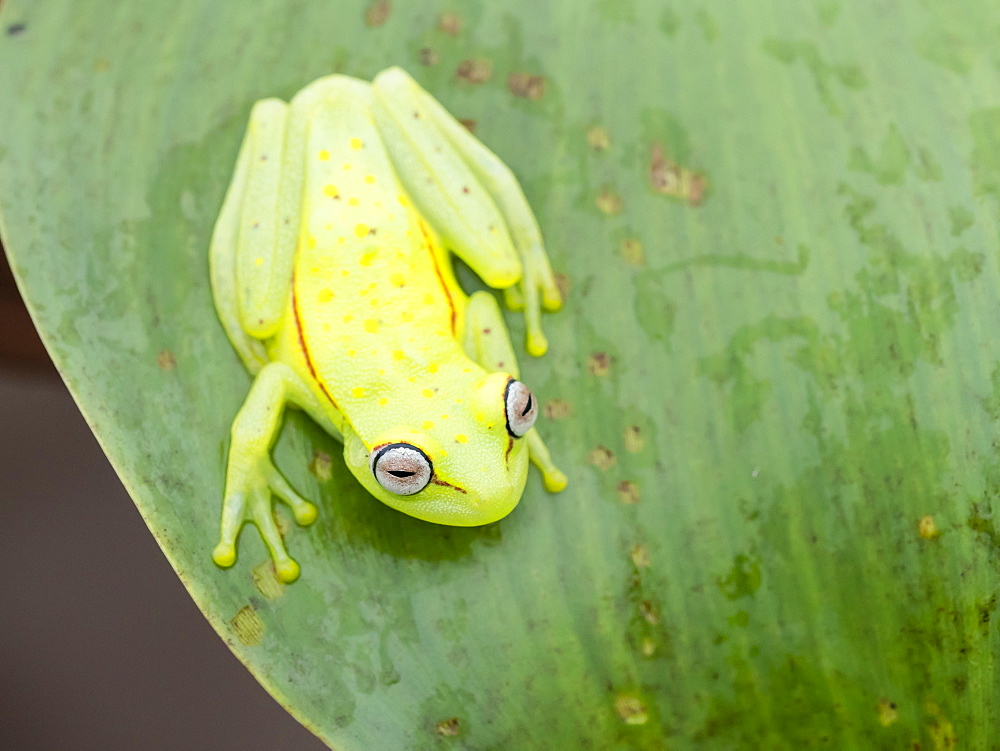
463 292 567 492
371 68 562 357
212 362 329 583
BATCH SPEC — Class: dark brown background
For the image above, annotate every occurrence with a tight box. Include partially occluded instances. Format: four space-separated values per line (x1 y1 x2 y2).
1 246 324 749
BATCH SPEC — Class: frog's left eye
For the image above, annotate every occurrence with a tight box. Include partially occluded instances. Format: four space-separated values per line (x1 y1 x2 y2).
504 379 537 438
371 443 433 495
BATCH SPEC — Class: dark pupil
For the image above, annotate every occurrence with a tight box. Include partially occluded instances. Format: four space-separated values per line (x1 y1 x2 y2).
388 470 416 478
521 394 533 416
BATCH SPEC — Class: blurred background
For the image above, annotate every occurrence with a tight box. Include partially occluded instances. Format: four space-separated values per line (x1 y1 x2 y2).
0 245 323 748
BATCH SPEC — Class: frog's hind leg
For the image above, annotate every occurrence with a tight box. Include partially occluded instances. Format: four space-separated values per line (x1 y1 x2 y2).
371 68 561 357
212 361 329 583
463 291 567 492
208 100 286 372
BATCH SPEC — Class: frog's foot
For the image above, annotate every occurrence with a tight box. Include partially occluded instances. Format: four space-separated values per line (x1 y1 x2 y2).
526 429 568 492
212 458 317 583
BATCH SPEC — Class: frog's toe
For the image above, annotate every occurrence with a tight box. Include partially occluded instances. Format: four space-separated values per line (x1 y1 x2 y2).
274 558 301 584
526 329 549 358
267 464 318 526
250 489 306 583
212 541 237 569
503 285 525 312
542 467 568 493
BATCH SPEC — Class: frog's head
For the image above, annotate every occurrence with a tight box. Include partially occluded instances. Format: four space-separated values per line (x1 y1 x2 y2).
342 371 539 526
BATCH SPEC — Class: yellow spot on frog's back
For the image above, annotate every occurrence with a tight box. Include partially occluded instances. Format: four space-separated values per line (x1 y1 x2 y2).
343 163 352 170
379 397 388 406
360 250 377 266
390 272 406 287
455 433 468 443
323 184 338 198
422 388 435 398
343 313 353 323
355 223 370 238
423 420 434 430
398 194 408 207
364 174 376 184
318 288 334 303
364 319 379 333
352 387 366 398
307 235 317 249
424 292 436 304
350 137 363 150
318 149 330 161
254 257 264 266
428 363 439 373
349 197 360 207
393 349 405 360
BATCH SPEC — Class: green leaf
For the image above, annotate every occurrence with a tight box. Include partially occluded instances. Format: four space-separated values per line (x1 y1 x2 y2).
1 0 996 747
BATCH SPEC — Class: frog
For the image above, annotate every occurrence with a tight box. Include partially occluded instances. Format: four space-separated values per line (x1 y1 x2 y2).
208 67 567 583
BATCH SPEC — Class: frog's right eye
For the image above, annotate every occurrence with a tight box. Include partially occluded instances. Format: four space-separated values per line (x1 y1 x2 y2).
370 443 433 495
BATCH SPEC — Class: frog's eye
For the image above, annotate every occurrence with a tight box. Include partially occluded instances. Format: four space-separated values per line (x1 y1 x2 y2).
504 379 537 438
370 443 433 495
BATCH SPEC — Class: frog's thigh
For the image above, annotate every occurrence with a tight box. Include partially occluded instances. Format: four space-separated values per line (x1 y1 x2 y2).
463 293 567 491
373 67 561 356
222 99 303 340
215 362 329 582
209 102 272 372
370 69 521 289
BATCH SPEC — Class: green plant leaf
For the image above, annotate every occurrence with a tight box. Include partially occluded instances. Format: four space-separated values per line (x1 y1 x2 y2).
2 0 997 747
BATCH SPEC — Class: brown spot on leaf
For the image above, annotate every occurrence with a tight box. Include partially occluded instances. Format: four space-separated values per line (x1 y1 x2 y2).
457 118 477 133
230 605 265 646
544 398 573 420
309 450 333 482
588 352 610 376
630 543 650 568
617 480 640 504
588 445 616 470
877 698 898 727
639 600 658 625
596 185 623 215
508 72 546 99
456 58 492 84
418 47 439 66
438 11 462 35
614 695 649 725
623 425 644 453
435 718 460 736
620 237 644 266
640 638 656 657
587 125 611 151
649 143 706 206
364 0 391 27
252 561 285 600
157 350 176 371
918 515 941 540
554 272 570 301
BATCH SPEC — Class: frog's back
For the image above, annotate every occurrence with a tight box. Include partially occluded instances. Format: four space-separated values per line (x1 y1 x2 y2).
270 76 469 418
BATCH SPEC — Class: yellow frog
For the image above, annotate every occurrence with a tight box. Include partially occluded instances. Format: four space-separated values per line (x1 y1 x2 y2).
209 67 566 582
